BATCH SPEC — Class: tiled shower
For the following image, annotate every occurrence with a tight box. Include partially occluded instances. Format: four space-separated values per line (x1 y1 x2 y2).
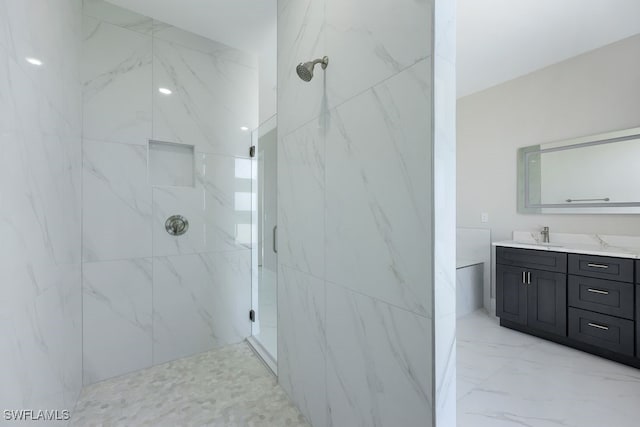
2 0 457 425
81 0 258 383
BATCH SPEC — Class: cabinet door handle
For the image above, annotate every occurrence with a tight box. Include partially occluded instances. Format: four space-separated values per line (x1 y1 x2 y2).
587 322 609 331
587 288 609 295
527 271 531 284
522 271 526 284
273 225 278 254
587 263 609 269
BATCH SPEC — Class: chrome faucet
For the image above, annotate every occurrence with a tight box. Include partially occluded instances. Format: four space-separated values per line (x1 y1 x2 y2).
541 226 550 243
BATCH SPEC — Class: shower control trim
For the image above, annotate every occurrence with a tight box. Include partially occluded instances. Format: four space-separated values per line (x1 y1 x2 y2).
165 215 189 236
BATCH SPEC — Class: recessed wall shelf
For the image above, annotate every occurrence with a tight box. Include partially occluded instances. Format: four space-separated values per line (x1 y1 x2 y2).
149 140 195 187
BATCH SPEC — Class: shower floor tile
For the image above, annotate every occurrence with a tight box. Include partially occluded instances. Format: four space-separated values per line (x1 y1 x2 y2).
71 343 308 427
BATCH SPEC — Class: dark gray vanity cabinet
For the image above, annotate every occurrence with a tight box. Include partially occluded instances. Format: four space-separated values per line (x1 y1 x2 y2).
497 245 640 368
496 247 567 336
567 254 635 357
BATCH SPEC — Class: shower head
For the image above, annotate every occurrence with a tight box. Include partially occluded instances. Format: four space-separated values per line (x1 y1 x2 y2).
296 56 329 82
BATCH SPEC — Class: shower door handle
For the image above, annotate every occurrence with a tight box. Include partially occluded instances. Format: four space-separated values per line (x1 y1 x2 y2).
273 226 278 254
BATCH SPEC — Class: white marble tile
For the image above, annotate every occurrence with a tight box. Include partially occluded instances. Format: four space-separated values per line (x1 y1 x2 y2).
277 0 326 136
0 130 81 265
152 21 257 68
325 59 432 315
82 15 152 145
0 0 82 414
278 120 325 278
433 48 457 427
0 52 80 137
148 140 195 187
325 283 432 426
153 251 251 364
278 266 327 427
0 260 81 410
198 153 253 252
83 139 152 261
456 311 541 398
152 153 253 257
83 0 154 35
82 258 153 385
325 0 431 108
152 39 257 157
152 186 206 257
0 0 82 136
457 311 640 426
458 340 640 427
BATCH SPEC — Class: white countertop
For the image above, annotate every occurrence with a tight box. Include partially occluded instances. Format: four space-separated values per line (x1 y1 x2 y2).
492 240 640 259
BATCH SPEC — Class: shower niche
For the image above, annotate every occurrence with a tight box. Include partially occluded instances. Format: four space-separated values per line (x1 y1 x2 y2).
149 140 195 187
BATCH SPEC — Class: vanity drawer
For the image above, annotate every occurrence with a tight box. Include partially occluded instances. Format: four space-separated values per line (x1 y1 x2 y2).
568 254 634 283
636 260 640 283
496 247 567 273
568 276 634 320
568 308 635 356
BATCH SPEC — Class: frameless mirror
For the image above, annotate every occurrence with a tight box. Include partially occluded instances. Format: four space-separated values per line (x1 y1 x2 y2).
518 127 640 214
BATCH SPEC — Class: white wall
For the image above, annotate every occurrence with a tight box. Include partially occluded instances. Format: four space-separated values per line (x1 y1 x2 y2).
81 0 258 384
276 0 456 425
457 33 640 245
0 0 83 415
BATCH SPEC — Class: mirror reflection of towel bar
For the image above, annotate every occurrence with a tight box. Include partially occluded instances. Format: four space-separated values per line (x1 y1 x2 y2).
565 197 610 203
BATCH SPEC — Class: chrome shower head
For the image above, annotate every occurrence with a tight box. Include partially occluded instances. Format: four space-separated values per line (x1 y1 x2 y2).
296 56 329 82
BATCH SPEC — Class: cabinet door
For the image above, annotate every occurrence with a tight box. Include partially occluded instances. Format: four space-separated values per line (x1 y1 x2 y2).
527 269 567 336
496 264 527 325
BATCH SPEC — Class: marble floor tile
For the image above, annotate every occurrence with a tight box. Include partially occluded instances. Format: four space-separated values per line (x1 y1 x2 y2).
71 342 309 427
458 310 640 426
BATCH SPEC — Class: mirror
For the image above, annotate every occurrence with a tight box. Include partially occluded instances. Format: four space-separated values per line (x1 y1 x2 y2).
518 127 640 214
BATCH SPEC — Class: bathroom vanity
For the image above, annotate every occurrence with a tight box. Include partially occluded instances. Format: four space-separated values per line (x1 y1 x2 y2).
494 237 640 368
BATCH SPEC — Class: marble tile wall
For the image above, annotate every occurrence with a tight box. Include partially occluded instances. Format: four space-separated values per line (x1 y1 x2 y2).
0 0 83 414
81 0 257 385
276 0 456 425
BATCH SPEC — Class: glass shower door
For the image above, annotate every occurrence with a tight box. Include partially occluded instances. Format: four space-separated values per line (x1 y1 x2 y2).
249 116 278 369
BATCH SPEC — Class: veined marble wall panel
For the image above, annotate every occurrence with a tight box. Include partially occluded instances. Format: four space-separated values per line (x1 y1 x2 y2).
152 251 251 365
152 38 257 157
276 0 325 136
325 59 432 317
277 0 456 424
278 265 327 427
0 0 83 414
82 258 153 384
82 15 152 145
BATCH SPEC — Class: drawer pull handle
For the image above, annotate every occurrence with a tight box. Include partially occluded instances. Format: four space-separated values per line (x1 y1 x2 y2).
587 288 609 295
587 263 609 269
587 322 609 331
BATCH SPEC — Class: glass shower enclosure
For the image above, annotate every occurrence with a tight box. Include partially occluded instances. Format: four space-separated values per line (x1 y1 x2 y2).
248 115 278 372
